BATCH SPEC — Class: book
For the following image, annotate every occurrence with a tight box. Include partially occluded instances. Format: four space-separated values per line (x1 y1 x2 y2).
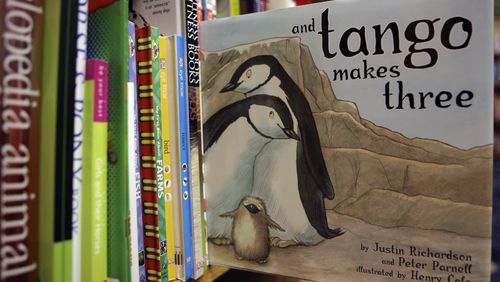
129 7 208 277
86 1 131 280
81 59 108 282
136 25 162 282
203 0 216 20
128 20 147 282
164 35 184 282
72 1 88 281
0 0 44 281
38 0 80 281
39 0 62 280
175 35 195 281
150 28 169 282
216 0 240 17
183 0 209 278
164 35 194 281
159 35 177 281
200 0 493 281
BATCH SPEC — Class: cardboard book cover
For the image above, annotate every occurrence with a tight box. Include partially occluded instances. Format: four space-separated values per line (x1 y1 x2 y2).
200 0 493 281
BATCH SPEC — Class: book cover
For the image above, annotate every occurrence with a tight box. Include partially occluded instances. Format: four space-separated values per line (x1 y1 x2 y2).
0 0 43 281
136 25 162 282
86 1 131 280
128 20 147 282
72 1 88 281
81 59 108 282
159 35 177 281
200 0 493 281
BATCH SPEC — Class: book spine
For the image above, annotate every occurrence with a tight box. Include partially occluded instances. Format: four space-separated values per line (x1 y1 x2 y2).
128 21 147 282
150 27 169 282
57 0 79 280
39 0 61 281
0 0 43 281
87 2 130 280
184 0 208 277
175 35 194 280
165 36 184 281
72 1 88 281
136 26 162 282
82 60 108 282
230 0 240 15
159 36 177 281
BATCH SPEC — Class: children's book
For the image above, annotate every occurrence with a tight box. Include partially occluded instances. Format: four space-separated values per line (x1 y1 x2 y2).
200 0 493 281
136 25 162 282
87 1 131 280
81 59 108 282
164 35 184 282
159 35 177 281
128 20 147 282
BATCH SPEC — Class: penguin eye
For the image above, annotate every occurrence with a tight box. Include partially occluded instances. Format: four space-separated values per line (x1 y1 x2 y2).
246 69 252 79
269 111 275 119
245 204 260 214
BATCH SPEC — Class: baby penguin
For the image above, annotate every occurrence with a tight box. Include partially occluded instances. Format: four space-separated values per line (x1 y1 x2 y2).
220 196 284 264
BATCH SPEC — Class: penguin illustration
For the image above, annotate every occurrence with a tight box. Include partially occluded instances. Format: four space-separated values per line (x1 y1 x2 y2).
220 196 284 264
203 95 299 244
220 55 343 243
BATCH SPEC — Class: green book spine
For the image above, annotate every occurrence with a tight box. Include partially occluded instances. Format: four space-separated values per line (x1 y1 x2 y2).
81 60 108 282
87 1 130 280
39 0 60 281
151 27 168 281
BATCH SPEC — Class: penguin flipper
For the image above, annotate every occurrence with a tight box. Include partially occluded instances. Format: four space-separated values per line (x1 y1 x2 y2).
297 154 344 239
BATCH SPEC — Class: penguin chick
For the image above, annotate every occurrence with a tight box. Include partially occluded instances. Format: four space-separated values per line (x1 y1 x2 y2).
220 196 284 264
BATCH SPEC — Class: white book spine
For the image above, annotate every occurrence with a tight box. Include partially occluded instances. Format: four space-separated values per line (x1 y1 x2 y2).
128 82 140 282
72 1 88 281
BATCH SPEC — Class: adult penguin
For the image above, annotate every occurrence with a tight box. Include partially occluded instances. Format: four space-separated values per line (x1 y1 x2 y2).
220 55 343 241
203 95 299 244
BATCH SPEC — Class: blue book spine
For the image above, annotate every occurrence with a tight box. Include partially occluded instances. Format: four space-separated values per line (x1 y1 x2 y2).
175 35 194 280
128 21 147 282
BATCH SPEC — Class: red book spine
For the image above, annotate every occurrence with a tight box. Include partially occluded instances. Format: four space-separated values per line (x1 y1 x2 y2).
135 26 161 281
0 1 43 281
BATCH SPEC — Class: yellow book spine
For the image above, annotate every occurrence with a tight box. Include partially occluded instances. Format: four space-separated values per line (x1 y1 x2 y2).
159 36 176 281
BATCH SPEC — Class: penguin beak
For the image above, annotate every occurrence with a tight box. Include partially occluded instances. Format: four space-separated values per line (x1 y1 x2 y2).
283 128 300 141
220 81 241 93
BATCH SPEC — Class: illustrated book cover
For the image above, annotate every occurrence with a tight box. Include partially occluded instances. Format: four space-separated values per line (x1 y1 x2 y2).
200 0 493 281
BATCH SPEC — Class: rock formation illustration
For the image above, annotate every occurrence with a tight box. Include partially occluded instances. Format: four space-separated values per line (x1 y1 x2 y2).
201 37 492 238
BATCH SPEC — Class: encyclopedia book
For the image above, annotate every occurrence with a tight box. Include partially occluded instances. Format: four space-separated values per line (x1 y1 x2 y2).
200 0 493 281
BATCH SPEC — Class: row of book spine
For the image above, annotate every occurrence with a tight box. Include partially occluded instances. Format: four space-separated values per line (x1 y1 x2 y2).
0 0 207 281
132 24 206 282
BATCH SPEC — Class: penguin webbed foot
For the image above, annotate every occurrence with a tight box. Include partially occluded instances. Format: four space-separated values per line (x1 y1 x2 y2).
210 237 233 245
256 258 268 264
270 237 299 248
